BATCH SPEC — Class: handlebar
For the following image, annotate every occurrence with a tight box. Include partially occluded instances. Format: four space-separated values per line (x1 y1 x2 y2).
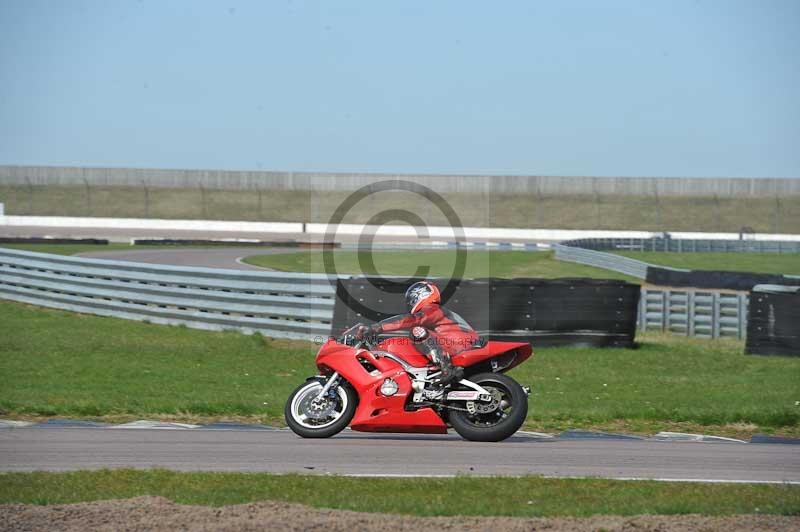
337 323 379 349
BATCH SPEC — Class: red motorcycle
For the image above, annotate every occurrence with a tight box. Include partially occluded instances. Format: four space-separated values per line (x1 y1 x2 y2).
285 325 533 441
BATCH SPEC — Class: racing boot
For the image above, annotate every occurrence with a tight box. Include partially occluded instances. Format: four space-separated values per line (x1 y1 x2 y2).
432 354 464 388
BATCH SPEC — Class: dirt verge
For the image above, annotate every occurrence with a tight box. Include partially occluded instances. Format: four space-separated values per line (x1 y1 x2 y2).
2 496 797 532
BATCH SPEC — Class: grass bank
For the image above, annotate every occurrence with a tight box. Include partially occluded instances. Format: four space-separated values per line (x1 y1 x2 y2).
2 184 799 233
1 300 797 437
1 470 797 516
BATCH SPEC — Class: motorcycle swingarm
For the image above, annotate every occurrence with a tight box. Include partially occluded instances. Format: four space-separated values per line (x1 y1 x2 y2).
444 379 493 402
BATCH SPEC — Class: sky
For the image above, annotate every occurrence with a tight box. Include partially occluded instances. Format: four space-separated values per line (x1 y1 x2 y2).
0 0 798 178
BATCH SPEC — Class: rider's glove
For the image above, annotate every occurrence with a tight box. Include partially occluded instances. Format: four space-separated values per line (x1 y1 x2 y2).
355 323 381 342
354 324 369 340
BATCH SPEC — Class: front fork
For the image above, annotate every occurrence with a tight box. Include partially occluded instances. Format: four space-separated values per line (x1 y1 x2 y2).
313 371 340 401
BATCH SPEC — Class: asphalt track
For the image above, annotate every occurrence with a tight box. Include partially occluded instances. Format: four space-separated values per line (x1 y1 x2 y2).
77 247 291 270
1 428 798 482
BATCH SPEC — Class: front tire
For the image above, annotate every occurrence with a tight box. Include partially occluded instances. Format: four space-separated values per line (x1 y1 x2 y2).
449 372 528 442
285 378 357 438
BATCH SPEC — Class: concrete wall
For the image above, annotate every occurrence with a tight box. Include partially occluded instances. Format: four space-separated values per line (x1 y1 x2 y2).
1 165 798 196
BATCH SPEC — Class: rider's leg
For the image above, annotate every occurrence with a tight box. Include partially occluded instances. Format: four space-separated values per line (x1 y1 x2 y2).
419 338 463 387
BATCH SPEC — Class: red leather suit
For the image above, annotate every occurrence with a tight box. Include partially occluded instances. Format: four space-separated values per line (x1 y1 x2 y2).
374 304 479 357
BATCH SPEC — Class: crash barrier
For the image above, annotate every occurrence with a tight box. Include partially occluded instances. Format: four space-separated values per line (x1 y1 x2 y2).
0 248 761 343
0 247 337 341
562 237 800 254
131 239 339 248
646 267 800 292
638 287 748 339
0 237 110 245
553 242 800 291
331 277 641 348
552 243 652 279
746 285 800 356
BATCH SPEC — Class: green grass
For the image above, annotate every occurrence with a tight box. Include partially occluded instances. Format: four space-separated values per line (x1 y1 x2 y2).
0 470 797 516
2 184 799 233
1 300 798 437
245 249 800 280
243 250 638 282
614 251 800 275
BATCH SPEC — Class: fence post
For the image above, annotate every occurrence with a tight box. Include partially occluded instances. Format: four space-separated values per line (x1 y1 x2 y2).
712 292 720 339
639 288 647 331
535 184 543 228
593 180 601 229
653 182 662 230
737 293 746 340
687 290 695 336
661 290 669 332
25 177 34 214
141 180 150 218
82 178 91 215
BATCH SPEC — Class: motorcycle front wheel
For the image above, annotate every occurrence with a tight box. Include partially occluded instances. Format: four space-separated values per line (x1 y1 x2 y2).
448 372 528 442
285 378 357 438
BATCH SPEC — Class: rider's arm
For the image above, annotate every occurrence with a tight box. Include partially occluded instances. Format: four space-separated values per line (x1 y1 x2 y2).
371 311 428 334
369 305 446 336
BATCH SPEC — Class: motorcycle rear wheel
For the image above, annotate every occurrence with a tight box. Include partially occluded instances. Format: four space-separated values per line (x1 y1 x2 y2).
285 378 357 438
448 372 528 442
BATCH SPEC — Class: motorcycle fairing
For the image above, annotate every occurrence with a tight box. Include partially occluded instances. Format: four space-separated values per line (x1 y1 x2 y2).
311 337 533 435
452 341 532 372
315 339 448 434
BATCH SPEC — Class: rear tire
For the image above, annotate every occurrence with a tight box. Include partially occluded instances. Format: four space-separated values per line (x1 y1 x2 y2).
285 378 357 438
449 372 528 442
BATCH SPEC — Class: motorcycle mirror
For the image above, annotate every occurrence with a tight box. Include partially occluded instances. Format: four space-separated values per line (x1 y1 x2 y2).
410 326 429 343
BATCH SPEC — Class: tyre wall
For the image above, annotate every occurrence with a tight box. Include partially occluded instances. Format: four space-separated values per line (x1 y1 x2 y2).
646 267 800 292
746 285 800 356
332 277 641 348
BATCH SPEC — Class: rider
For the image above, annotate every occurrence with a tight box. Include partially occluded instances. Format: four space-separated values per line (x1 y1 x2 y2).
362 281 479 386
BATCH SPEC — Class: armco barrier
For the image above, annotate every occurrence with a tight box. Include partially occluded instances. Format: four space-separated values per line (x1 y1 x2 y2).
563 237 800 253
552 243 654 279
554 241 800 291
0 248 336 341
0 248 753 342
638 288 749 339
554 243 753 338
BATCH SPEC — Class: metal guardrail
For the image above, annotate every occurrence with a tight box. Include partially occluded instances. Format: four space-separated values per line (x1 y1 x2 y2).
564 237 800 253
638 288 748 339
553 243 751 338
0 248 337 341
551 243 656 279
0 247 752 342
